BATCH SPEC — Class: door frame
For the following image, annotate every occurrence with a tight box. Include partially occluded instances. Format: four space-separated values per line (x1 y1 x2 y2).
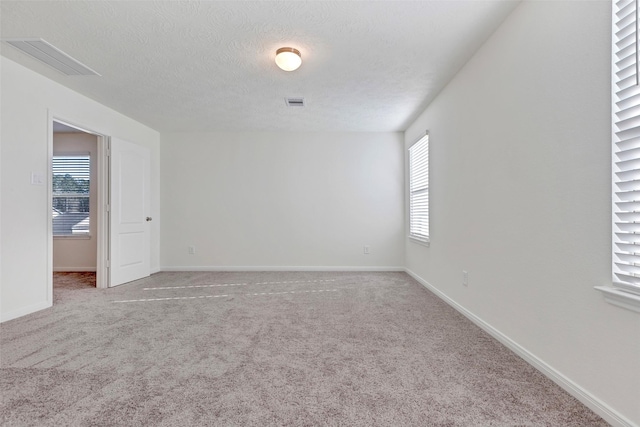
48 112 110 294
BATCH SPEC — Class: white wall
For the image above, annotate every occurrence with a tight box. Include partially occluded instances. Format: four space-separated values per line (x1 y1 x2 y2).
0 57 161 322
161 132 404 270
52 132 98 272
405 1 639 426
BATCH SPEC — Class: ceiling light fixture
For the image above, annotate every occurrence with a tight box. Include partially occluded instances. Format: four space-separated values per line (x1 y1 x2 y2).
275 47 302 71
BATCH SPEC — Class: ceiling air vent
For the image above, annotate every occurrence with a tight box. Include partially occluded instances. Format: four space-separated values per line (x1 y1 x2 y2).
285 97 305 107
3 38 100 76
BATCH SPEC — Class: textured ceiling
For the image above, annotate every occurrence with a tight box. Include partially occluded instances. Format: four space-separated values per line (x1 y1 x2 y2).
1 1 520 132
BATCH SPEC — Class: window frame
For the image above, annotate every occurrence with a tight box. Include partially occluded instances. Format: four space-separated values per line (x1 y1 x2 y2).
52 152 92 239
595 0 640 312
408 132 430 246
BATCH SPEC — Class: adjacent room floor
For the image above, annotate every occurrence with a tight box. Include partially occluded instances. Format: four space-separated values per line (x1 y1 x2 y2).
1 271 607 426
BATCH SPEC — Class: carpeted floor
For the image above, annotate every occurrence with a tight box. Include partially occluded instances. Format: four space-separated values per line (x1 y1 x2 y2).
1 271 607 426
51 272 96 305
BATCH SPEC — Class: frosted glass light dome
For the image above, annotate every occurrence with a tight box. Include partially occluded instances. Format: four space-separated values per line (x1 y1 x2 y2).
275 47 302 71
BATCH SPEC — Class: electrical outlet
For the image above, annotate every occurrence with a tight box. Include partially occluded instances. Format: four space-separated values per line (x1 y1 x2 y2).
463 270 469 286
188 246 196 255
363 245 370 254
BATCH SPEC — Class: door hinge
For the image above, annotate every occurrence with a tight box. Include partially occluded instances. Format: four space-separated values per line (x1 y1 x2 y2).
106 260 110 268
106 204 110 212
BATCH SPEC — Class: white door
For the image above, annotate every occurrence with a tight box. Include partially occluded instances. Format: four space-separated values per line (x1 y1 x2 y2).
109 137 151 287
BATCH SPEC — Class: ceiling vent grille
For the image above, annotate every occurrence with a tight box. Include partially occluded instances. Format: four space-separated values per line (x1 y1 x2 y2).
285 97 305 107
3 38 100 76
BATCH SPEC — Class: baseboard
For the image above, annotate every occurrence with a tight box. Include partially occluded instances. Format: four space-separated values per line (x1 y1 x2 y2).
1 300 52 323
404 268 637 427
161 265 405 272
53 267 97 272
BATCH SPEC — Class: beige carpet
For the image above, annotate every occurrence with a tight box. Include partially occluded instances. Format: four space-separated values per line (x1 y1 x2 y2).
1 271 607 426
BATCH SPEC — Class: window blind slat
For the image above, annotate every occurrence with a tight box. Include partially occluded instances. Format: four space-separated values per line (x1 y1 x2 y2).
615 132 640 150
616 61 637 83
617 29 637 52
616 178 640 190
615 23 636 48
615 146 640 162
616 0 634 14
616 43 638 68
616 169 640 183
615 100 640 121
616 80 640 103
615 123 640 141
616 4 636 28
617 71 639 91
614 157 640 171
615 201 640 212
614 112 640 131
616 93 640 112
615 52 637 77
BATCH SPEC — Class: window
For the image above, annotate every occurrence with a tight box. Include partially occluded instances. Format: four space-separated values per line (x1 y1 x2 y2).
52 154 90 236
409 132 429 244
596 0 640 311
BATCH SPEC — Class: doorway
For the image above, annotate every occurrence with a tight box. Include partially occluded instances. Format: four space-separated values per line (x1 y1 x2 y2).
49 118 109 297
52 121 100 300
52 123 97 273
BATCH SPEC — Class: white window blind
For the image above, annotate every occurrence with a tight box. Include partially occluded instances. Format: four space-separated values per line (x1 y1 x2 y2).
409 133 429 243
52 154 90 236
612 0 640 297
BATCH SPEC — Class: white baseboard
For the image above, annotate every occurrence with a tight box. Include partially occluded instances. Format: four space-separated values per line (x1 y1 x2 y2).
53 267 96 272
404 268 637 427
1 300 52 323
161 265 405 272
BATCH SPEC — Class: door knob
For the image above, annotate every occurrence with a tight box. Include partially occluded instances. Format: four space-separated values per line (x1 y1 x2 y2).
146 217 152 222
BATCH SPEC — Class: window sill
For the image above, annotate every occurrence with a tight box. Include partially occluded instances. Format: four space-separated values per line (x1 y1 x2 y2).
409 236 430 247
594 286 640 313
53 235 92 240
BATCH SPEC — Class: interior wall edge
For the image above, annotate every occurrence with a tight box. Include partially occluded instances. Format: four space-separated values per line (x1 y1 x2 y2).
404 268 637 427
160 266 406 273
